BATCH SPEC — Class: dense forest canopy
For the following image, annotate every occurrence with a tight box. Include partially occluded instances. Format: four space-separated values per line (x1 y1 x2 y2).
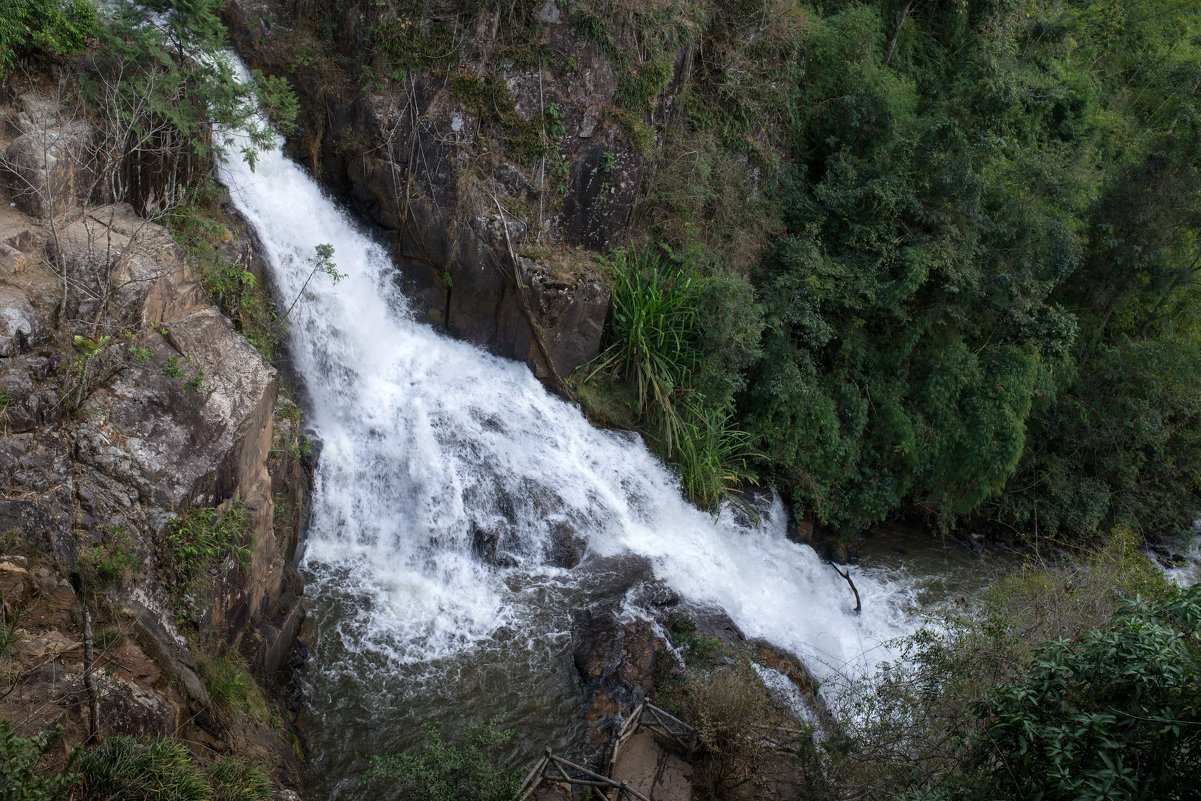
593 0 1201 542
743 0 1201 540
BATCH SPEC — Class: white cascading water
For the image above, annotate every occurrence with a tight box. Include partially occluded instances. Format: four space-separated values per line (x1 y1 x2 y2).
213 66 997 797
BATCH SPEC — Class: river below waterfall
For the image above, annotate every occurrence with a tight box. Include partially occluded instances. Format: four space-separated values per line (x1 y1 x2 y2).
215 81 1018 801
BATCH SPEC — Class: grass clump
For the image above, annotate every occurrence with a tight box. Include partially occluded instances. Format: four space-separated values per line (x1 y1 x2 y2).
198 648 274 729
581 246 760 510
164 501 253 587
669 614 726 670
205 756 273 801
74 735 210 801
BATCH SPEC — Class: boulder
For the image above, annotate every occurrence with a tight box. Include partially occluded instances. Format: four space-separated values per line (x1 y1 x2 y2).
4 118 95 217
24 630 81 659
529 271 609 379
50 204 206 330
125 596 211 711
0 285 47 356
0 561 29 611
573 602 661 760
545 521 586 568
98 674 176 737
73 307 276 511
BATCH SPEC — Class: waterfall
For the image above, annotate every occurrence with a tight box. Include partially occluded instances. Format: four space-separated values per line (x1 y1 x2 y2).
214 71 946 797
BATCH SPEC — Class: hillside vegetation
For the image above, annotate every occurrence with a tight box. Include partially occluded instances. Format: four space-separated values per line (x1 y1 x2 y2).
576 0 1201 541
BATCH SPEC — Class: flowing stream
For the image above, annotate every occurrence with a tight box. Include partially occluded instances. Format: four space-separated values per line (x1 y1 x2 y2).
215 80 1013 800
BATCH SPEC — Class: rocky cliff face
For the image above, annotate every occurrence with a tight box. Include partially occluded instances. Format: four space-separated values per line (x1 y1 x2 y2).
0 90 307 789
221 0 689 384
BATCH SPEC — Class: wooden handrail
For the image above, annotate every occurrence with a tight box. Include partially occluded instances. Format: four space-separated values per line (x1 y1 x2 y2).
518 697 809 799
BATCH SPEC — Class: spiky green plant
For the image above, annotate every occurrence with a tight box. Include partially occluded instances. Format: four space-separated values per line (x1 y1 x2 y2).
206 756 273 801
591 247 701 452
73 736 210 801
672 402 759 512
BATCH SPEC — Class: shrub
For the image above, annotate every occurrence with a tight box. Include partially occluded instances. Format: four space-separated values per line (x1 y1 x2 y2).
362 717 521 801
164 501 253 586
683 662 792 799
968 589 1201 801
74 735 209 801
79 525 140 587
0 721 74 801
0 0 97 72
823 534 1201 801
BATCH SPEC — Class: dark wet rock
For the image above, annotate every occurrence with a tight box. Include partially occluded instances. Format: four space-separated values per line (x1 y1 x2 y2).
632 581 680 609
573 602 662 761
545 521 586 568
473 523 502 563
223 0 635 383
671 603 746 649
471 523 520 567
562 140 638 250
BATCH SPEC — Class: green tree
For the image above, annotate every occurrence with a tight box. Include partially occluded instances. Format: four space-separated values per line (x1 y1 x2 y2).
0 0 97 74
745 0 1201 540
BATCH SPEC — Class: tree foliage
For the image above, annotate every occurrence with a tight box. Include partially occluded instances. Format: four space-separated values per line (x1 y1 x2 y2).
0 0 97 74
744 0 1201 539
824 535 1201 801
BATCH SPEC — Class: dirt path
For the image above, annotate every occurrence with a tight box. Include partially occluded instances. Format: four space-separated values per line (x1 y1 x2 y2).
609 731 693 801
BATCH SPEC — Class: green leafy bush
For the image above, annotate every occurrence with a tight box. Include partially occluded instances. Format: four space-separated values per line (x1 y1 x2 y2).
79 525 140 587
164 501 253 587
824 535 1201 801
0 0 97 72
0 721 74 801
363 717 521 801
745 0 1201 539
971 590 1201 801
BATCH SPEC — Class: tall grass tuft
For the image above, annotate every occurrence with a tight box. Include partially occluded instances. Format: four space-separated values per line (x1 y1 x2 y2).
206 756 274 801
673 402 759 512
74 736 210 801
585 246 759 509
591 247 701 454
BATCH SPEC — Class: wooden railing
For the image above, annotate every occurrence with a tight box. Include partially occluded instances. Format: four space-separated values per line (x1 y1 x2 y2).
517 749 651 801
518 697 810 799
604 699 698 774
